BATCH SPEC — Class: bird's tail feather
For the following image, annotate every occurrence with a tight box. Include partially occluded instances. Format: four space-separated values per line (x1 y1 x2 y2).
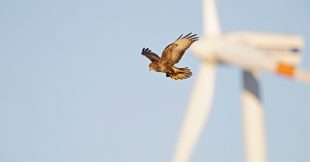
169 67 192 80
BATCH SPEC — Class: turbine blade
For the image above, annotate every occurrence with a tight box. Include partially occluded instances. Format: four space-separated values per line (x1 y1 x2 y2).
203 0 221 36
172 63 217 162
242 70 267 162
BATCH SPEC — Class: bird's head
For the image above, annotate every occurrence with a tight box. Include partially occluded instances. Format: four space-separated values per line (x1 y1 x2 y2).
149 63 156 71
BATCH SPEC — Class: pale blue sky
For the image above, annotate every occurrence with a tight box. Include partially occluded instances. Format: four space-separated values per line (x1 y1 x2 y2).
0 0 309 162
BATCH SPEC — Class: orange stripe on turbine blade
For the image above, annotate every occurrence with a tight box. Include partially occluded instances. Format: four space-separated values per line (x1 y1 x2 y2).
276 63 295 77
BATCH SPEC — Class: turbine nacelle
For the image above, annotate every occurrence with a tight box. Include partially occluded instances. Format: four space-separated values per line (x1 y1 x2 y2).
190 37 222 62
191 32 310 83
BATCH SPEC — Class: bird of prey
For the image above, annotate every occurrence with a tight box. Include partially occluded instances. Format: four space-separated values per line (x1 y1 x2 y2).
141 33 199 80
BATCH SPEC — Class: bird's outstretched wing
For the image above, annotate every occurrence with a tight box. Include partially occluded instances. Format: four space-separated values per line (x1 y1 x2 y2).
160 33 199 65
141 48 160 62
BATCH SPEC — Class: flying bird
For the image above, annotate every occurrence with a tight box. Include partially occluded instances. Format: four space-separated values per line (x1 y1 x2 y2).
141 33 199 80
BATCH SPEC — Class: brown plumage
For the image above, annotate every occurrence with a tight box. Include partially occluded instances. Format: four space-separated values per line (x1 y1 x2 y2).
141 33 199 80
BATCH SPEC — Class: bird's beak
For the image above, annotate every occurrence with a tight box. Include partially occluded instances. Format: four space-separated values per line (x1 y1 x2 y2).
149 68 152 71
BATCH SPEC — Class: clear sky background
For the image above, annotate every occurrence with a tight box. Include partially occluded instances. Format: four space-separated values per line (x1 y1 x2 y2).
1 0 310 162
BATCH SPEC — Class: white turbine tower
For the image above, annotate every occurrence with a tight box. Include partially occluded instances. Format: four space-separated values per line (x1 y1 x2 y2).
172 0 310 162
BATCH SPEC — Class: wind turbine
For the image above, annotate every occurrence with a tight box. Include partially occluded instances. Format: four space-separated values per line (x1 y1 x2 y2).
172 0 310 162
